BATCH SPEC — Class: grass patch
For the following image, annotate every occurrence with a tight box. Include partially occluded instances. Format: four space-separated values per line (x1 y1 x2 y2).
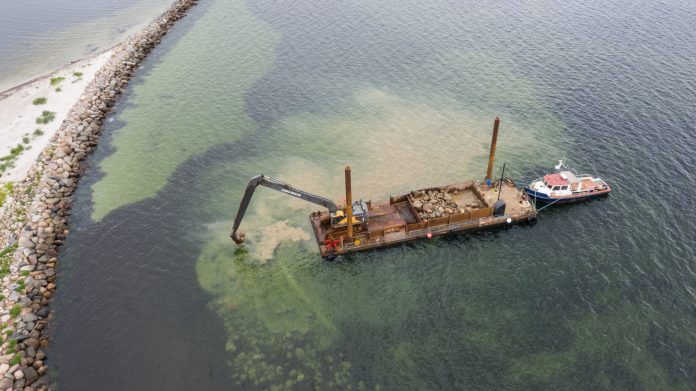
0 183 13 207
10 144 24 155
33 128 44 137
14 279 25 292
55 87 62 92
50 76 65 86
36 110 55 124
0 243 17 277
32 97 47 105
9 305 21 318
20 271 29 277
73 72 83 77
22 136 30 144
0 144 25 173
9 354 21 366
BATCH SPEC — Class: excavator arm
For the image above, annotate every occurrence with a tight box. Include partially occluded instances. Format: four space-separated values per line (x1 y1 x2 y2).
230 175 339 244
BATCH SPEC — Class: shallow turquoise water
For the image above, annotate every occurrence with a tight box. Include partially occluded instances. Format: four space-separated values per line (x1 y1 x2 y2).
51 0 696 389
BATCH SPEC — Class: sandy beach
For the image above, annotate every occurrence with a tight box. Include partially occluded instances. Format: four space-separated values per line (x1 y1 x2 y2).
0 49 113 183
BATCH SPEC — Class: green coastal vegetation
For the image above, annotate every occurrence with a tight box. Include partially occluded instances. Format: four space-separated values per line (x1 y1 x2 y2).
0 183 13 207
32 97 47 105
0 144 26 173
6 339 17 353
8 354 21 367
0 243 17 276
49 76 65 86
36 110 55 124
9 305 21 318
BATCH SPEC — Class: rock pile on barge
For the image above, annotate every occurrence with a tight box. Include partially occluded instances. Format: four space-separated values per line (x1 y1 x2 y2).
410 188 486 221
0 0 198 388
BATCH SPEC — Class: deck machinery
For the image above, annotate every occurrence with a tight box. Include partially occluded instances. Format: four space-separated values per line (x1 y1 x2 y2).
230 117 538 257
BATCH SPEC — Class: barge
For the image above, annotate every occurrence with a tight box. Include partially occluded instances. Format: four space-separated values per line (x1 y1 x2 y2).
309 177 536 257
230 117 538 258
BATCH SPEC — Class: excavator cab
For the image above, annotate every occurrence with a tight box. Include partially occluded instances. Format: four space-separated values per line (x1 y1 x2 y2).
330 199 369 228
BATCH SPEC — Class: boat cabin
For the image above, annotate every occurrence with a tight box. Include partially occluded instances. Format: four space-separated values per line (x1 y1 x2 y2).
525 166 611 203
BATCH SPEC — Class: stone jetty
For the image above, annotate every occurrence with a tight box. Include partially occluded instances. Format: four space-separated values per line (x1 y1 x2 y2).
0 0 198 388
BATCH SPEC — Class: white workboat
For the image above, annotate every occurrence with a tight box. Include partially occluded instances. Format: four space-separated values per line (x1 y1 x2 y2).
524 161 611 204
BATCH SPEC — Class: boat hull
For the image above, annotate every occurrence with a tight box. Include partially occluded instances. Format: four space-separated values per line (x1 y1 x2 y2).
524 188 610 204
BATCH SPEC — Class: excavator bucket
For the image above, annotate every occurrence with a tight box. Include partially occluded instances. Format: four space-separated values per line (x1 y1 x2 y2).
231 232 246 244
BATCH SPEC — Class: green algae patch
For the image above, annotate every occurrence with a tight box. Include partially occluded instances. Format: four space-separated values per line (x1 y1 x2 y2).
89 0 279 221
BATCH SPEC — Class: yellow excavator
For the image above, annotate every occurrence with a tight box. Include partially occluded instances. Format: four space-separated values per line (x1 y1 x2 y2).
230 174 368 244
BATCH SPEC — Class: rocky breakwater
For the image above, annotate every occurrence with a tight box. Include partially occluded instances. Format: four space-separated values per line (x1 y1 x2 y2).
0 0 198 389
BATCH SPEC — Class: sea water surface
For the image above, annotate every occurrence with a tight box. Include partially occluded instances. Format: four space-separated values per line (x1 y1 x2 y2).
0 0 173 91
50 0 696 389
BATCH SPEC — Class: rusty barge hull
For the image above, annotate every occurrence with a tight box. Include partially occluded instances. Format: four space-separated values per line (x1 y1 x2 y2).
310 179 537 257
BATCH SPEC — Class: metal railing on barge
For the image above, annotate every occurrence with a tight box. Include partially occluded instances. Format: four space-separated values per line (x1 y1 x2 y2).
330 177 537 253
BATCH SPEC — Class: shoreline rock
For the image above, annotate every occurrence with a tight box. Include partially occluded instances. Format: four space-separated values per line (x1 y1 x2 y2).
0 0 199 389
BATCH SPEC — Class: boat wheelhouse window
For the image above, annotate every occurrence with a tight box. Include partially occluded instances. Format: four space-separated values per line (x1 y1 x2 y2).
552 186 560 191
561 185 568 190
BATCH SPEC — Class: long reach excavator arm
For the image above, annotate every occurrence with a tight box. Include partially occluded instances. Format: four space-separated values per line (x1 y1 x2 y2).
230 175 339 244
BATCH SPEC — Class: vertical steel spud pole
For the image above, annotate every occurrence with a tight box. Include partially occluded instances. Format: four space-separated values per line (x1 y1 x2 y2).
486 117 501 181
345 166 353 240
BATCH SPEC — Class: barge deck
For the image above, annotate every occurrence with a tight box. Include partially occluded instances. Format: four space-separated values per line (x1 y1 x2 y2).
310 179 536 257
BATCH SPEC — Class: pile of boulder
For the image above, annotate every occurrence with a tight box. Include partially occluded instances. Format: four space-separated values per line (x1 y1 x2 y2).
409 189 486 221
0 0 198 389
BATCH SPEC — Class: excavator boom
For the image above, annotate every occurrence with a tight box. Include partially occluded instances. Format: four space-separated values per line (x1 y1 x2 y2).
230 175 339 244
